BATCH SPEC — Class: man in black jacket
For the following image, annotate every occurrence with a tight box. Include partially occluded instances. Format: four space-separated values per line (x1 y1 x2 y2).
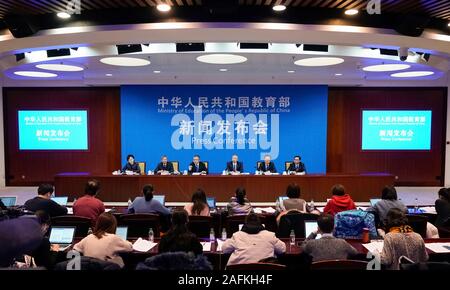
287 155 307 174
24 184 68 217
154 155 175 174
188 155 208 175
257 155 277 173
225 154 244 173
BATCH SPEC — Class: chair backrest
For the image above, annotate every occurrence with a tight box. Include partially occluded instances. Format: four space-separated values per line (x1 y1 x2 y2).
203 161 208 169
51 215 92 238
171 161 179 172
284 162 292 171
276 212 319 238
310 259 368 270
256 161 262 170
187 216 213 238
226 263 286 270
406 214 428 238
226 214 267 238
437 226 450 238
137 162 146 174
119 214 160 238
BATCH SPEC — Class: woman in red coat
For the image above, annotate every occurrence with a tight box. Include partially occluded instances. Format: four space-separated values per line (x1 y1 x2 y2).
323 184 356 216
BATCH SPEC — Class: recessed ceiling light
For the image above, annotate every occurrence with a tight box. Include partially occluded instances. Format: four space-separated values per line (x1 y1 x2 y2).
345 9 359 15
57 12 71 19
100 57 150 67
153 70 161 73
36 64 84 72
219 68 228 72
294 57 344 67
335 73 343 76
287 70 295 73
105 73 113 77
14 71 57 78
363 64 410 72
273 5 286 12
156 4 171 12
391 71 435 78
197 54 247 64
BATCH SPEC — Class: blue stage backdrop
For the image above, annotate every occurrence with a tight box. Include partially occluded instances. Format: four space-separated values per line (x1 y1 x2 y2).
121 85 328 174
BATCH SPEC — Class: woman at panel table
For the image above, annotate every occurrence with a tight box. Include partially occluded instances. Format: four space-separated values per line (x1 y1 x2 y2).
184 188 210 216
122 154 141 174
128 184 170 215
222 213 286 266
227 187 253 216
73 212 133 268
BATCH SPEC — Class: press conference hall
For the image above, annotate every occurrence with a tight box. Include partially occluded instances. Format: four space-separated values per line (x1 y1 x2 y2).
1 0 450 286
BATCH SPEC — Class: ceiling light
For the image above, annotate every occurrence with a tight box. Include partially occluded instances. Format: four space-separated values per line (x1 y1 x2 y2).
345 9 359 16
287 70 295 73
273 5 286 12
391 71 434 78
294 57 344 67
14 71 57 78
363 64 410 72
36 64 84 72
57 12 71 19
219 68 228 72
100 57 150 67
197 54 247 64
156 4 171 12
153 70 161 73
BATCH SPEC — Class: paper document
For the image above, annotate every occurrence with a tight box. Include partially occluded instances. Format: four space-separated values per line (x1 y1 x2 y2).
132 238 157 252
362 241 384 253
201 242 212 252
253 207 276 214
425 243 450 253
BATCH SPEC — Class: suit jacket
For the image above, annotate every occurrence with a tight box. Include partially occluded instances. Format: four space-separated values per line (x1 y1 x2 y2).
226 161 244 173
287 162 307 173
188 162 208 174
258 161 277 173
122 162 141 174
154 162 174 173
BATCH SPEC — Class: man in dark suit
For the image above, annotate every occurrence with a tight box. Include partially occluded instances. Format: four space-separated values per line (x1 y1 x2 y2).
287 155 307 174
258 155 277 173
188 155 208 175
154 155 174 174
122 154 141 174
226 154 244 173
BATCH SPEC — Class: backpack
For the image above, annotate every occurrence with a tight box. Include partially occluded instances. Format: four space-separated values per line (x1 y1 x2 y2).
334 210 377 238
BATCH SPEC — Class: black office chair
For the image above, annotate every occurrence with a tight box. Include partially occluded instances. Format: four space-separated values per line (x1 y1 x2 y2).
276 212 319 238
119 213 160 238
406 214 428 238
51 215 91 238
187 216 213 238
225 214 267 238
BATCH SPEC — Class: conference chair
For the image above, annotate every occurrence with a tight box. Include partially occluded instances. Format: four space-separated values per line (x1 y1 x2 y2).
119 213 161 238
276 212 319 239
437 226 450 238
406 214 428 238
171 161 179 172
284 162 292 172
226 263 286 270
187 216 214 238
310 260 368 270
203 161 209 170
225 214 267 238
137 162 146 174
51 215 91 238
256 161 262 171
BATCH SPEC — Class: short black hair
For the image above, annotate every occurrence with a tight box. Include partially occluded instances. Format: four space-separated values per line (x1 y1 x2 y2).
143 184 154 201
331 184 346 196
38 184 54 196
35 210 51 226
126 154 135 161
438 188 450 202
294 155 301 160
317 214 334 233
286 183 301 198
193 154 200 158
381 186 398 200
235 187 246 205
85 179 100 196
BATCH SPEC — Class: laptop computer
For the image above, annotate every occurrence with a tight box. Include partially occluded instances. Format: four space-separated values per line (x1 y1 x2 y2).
49 226 76 251
51 196 68 206
153 195 165 205
0 196 17 207
207 197 216 209
116 226 128 240
370 198 381 207
277 196 288 204
304 220 321 239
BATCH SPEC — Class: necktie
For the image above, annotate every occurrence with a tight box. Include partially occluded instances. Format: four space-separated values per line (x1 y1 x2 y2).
265 164 268 171
296 164 298 170
196 164 199 172
233 163 236 171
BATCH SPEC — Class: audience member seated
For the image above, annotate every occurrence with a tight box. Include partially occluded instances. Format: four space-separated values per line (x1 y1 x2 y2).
435 187 450 227
276 183 308 223
184 188 210 216
227 187 253 216
30 211 60 270
158 209 203 255
323 184 356 216
24 184 68 217
380 208 428 270
73 179 105 226
222 213 286 266
301 214 358 262
368 186 407 226
73 212 133 268
128 184 170 215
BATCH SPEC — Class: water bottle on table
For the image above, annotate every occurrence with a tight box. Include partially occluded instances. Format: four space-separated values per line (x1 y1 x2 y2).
210 228 215 242
148 228 154 242
290 230 296 246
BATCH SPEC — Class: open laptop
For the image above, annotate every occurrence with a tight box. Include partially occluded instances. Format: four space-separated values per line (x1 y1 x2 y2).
0 196 17 207
207 197 216 210
277 196 288 204
370 198 381 207
116 226 128 240
153 195 165 205
49 226 76 251
51 196 69 206
304 220 321 239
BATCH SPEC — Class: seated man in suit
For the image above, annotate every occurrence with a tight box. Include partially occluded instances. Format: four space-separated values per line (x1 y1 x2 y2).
122 154 141 174
226 154 244 174
287 155 307 174
154 155 174 175
258 155 277 173
188 155 208 175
